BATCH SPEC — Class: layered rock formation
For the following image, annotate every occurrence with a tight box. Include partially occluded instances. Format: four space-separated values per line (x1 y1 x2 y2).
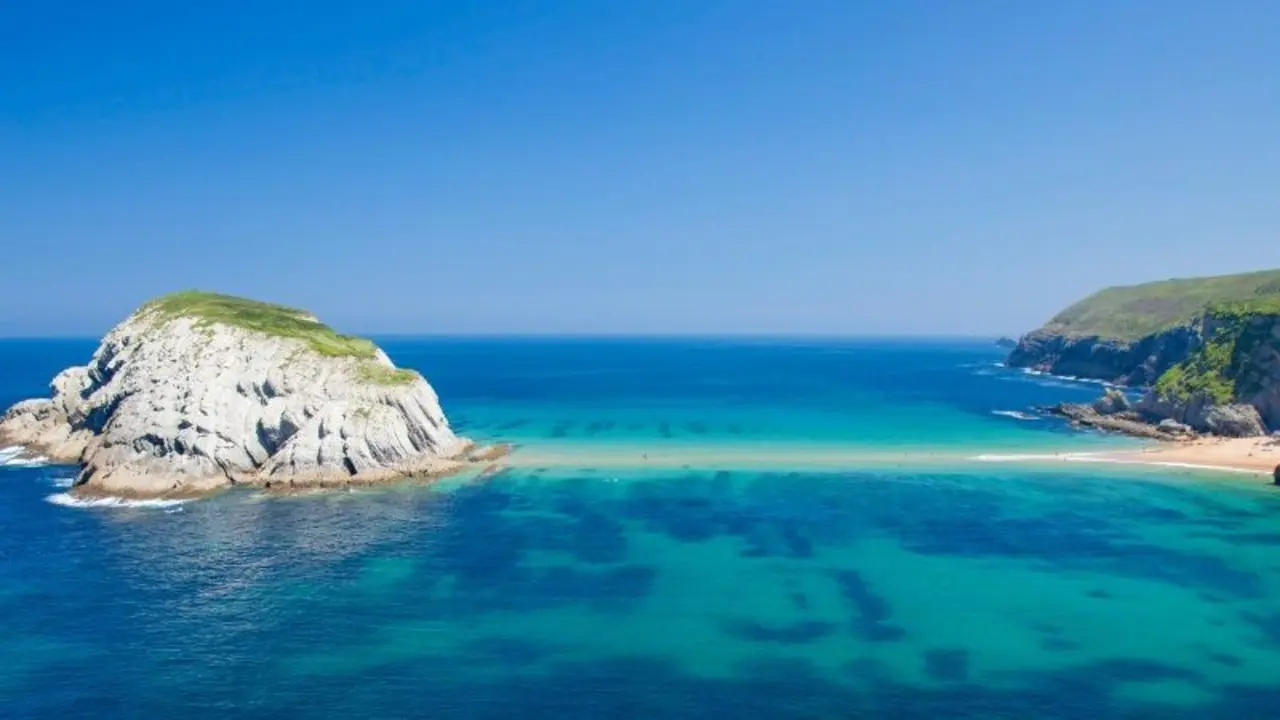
1137 307 1279 437
0 292 479 497
1007 326 1197 386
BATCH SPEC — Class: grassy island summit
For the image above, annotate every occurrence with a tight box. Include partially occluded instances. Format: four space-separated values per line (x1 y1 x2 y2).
144 290 419 384
0 291 494 499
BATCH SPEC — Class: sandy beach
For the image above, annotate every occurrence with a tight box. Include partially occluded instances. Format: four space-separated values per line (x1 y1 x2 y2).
1099 436 1280 476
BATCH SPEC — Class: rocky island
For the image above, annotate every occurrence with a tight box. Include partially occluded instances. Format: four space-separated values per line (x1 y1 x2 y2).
0 291 496 498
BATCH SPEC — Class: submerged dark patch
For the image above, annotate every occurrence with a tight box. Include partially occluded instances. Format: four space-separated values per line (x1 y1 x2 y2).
1209 652 1243 667
832 570 906 642
721 620 836 644
922 648 969 682
1041 637 1079 653
1243 611 1280 646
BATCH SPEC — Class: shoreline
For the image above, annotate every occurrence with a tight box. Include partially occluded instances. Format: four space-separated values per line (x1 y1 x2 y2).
1092 436 1279 476
500 438 1278 479
13 436 1277 509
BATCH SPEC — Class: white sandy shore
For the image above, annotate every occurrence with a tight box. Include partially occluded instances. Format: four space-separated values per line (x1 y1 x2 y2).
1094 437 1280 476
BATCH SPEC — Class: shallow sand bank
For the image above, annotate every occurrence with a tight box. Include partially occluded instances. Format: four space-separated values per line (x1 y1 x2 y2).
499 439 1278 481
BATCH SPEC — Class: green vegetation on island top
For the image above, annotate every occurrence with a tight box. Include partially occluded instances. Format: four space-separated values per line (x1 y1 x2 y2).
358 363 420 386
142 290 418 385
144 290 378 358
1044 268 1280 341
1153 298 1280 404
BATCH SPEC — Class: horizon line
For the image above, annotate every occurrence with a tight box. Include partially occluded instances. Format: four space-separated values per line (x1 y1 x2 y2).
0 331 1020 342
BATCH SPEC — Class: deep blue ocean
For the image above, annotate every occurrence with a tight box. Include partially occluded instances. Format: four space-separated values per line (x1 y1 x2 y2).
3 338 1280 718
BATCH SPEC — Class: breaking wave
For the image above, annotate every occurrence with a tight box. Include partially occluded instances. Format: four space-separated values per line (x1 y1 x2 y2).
991 410 1039 421
45 493 190 509
0 446 49 467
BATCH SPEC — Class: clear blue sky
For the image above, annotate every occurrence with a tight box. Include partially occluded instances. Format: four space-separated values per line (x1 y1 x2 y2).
3 1 1278 336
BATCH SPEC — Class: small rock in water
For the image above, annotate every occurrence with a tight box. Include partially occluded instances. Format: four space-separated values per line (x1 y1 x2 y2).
1273 464 1280 486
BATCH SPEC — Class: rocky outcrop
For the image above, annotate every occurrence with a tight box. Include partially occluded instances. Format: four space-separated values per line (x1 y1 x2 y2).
1135 309 1280 438
0 293 478 498
1006 325 1199 386
1047 403 1186 441
1091 388 1131 416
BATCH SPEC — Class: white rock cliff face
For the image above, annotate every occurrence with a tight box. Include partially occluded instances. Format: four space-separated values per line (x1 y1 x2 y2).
0 309 470 497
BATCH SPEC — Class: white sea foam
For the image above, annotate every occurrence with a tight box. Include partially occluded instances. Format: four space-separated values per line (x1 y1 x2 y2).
971 453 1076 463
1062 456 1264 475
0 446 47 466
971 452 1263 475
50 476 75 488
1013 367 1134 391
0 446 49 467
45 493 191 509
991 410 1039 421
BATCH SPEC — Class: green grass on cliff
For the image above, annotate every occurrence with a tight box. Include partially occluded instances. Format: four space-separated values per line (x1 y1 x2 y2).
1043 268 1280 341
144 291 378 358
358 363 421 386
141 291 418 385
1152 298 1280 403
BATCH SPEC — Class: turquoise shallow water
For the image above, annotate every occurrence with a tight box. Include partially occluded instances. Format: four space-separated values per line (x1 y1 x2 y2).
2 338 1280 718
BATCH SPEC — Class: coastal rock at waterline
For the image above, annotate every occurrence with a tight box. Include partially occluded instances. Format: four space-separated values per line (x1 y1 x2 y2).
1091 388 1131 416
1048 403 1181 441
1156 418 1194 437
1137 393 1267 438
1007 326 1199 387
0 292 474 498
1197 404 1268 438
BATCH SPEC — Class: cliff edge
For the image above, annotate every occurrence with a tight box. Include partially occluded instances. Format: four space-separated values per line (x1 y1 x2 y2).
1007 269 1280 386
1010 270 1280 438
0 291 476 497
